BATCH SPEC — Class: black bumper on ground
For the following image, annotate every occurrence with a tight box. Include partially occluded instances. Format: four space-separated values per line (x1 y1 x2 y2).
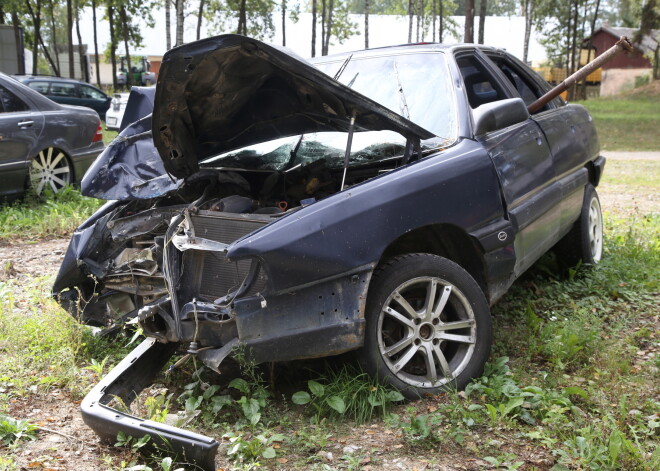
81 338 219 470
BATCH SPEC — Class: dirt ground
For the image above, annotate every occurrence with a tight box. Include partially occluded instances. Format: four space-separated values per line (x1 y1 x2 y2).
0 151 657 470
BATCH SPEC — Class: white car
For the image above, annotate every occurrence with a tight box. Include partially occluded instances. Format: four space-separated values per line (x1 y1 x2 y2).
105 92 129 130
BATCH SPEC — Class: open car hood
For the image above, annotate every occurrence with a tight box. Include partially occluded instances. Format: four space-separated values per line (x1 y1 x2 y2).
153 34 434 179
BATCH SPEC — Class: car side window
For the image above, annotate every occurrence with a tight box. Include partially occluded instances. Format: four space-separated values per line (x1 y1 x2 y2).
27 81 51 94
50 83 77 98
487 56 551 112
0 85 29 113
456 55 507 108
80 85 106 101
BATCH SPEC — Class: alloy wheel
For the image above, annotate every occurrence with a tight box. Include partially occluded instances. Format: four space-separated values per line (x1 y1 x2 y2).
29 148 71 194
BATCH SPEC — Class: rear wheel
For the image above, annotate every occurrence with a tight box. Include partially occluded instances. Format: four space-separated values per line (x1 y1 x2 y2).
555 184 603 267
29 148 72 195
358 254 492 398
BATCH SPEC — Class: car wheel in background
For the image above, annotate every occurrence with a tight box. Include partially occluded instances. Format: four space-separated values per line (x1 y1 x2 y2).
29 148 72 194
555 184 603 267
358 254 492 399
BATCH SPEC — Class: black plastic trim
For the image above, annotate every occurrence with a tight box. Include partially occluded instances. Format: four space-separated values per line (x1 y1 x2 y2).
80 338 219 470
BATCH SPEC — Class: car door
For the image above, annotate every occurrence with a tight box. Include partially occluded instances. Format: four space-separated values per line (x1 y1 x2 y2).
47 81 79 107
78 84 110 118
455 50 559 276
486 52 593 238
0 83 45 198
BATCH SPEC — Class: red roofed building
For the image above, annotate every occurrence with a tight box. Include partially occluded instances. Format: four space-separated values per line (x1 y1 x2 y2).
585 25 659 95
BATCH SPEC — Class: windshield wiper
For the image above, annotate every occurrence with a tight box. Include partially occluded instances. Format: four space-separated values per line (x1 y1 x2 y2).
333 54 353 81
393 61 411 120
283 134 304 171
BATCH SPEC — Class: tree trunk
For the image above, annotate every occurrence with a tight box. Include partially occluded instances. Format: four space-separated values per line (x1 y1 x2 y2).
282 0 286 46
439 0 443 42
165 0 171 50
108 2 117 90
522 0 532 64
464 0 474 43
197 0 205 40
92 0 101 86
119 4 132 87
321 0 326 54
432 0 436 42
24 1 42 75
48 0 60 75
175 0 184 45
365 0 369 49
29 1 40 75
416 0 421 42
311 0 317 57
324 0 333 55
581 0 601 99
408 0 413 43
75 2 86 81
11 12 25 74
25 1 58 75
478 0 486 44
237 0 247 35
67 0 74 77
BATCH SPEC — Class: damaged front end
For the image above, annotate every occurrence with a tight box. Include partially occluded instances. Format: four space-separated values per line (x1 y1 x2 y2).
54 34 438 469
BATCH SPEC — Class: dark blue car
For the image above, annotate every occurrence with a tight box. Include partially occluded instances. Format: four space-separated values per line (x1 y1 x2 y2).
53 36 604 470
15 75 111 120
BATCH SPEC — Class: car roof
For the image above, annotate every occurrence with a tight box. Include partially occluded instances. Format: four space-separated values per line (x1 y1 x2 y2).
311 42 505 63
15 75 90 85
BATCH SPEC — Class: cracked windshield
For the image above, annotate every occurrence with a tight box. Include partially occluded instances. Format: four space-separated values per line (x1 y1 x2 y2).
203 52 457 171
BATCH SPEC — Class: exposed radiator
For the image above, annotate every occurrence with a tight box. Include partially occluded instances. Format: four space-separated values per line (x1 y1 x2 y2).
190 211 270 299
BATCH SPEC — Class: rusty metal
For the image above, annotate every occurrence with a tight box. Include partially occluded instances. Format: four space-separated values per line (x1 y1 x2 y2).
528 36 634 113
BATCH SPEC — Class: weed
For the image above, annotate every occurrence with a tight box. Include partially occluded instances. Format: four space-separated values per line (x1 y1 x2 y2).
482 453 524 470
223 429 286 465
0 456 18 471
0 415 37 446
292 364 404 423
115 431 152 453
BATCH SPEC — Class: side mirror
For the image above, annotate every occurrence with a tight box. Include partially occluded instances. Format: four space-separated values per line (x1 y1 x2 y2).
472 98 530 136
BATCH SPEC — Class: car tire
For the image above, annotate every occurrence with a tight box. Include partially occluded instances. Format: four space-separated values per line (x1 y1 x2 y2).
357 254 492 399
29 148 72 195
555 184 603 267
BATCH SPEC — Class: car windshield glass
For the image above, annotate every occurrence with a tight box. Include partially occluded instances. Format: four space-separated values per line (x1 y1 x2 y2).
203 52 457 171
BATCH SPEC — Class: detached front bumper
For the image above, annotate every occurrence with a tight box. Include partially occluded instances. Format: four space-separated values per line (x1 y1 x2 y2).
81 338 219 470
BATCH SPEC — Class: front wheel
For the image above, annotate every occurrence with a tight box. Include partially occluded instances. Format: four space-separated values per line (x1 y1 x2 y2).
358 254 492 399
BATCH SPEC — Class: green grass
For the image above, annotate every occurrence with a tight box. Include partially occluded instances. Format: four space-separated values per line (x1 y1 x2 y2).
577 91 660 151
0 151 657 469
0 186 104 242
103 126 118 145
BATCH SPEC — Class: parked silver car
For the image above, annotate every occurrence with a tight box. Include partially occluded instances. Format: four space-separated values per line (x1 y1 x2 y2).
0 73 104 200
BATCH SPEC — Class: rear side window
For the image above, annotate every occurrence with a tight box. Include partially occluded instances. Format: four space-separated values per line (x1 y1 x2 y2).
0 84 29 113
80 85 106 100
50 82 77 97
27 81 51 94
456 55 507 108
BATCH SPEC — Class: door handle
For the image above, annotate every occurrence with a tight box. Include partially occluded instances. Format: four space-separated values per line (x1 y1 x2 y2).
18 120 34 127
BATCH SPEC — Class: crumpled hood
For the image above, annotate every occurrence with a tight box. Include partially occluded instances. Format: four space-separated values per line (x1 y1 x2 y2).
153 34 434 179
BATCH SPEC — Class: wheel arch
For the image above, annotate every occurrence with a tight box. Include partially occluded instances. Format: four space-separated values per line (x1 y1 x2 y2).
378 223 488 298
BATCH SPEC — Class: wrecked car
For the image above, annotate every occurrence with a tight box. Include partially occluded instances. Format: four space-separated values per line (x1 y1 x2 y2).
53 35 604 469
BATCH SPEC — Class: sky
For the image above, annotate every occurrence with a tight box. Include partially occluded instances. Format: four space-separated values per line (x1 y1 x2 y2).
76 9 548 65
